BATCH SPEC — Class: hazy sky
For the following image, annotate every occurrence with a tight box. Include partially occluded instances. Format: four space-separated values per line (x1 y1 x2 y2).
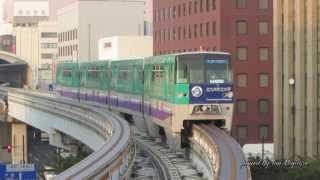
0 0 3 23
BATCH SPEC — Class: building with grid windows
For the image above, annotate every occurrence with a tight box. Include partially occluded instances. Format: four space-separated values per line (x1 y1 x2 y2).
56 0 145 62
274 0 320 160
153 0 273 145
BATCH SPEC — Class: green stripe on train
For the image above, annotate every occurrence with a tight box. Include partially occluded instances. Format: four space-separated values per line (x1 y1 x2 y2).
56 54 189 105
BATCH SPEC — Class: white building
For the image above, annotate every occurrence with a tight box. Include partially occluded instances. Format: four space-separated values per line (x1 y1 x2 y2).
15 21 58 89
99 36 153 60
13 1 49 27
57 0 145 62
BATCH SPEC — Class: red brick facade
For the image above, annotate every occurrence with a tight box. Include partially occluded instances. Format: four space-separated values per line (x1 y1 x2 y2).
153 0 273 144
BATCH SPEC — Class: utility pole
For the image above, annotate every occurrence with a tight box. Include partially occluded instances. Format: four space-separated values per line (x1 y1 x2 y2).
88 24 92 60
262 136 265 160
22 135 25 164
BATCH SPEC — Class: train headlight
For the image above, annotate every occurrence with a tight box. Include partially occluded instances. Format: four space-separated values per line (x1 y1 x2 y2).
191 86 203 97
224 92 234 98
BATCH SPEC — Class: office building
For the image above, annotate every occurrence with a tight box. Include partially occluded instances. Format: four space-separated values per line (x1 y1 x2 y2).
154 0 273 145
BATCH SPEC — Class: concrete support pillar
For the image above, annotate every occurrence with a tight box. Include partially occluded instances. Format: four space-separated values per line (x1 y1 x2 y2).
132 116 148 134
49 130 74 152
11 123 27 164
283 0 294 160
164 128 181 151
306 0 318 158
145 118 160 138
294 0 307 158
0 122 11 163
273 0 284 160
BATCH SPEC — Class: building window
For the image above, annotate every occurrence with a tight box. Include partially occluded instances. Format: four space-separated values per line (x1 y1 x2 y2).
259 125 269 139
237 126 248 143
41 53 53 59
258 99 270 113
258 0 269 9
237 99 248 114
41 32 57 38
259 47 269 61
212 21 216 36
178 5 181 17
259 74 269 87
237 20 247 34
200 23 203 37
200 0 203 12
189 1 192 15
206 0 210 11
237 74 248 87
41 43 57 49
259 21 269 34
236 0 246 8
237 47 248 61
205 22 210 36
212 0 216 10
194 1 198 13
194 24 198 38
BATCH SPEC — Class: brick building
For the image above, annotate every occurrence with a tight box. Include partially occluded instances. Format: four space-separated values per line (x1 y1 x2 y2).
153 0 273 144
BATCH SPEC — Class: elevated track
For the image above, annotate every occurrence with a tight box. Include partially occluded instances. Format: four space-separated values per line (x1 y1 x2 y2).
0 87 135 179
190 124 251 180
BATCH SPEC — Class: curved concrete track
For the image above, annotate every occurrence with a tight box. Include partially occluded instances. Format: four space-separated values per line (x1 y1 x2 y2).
191 124 251 180
0 87 135 179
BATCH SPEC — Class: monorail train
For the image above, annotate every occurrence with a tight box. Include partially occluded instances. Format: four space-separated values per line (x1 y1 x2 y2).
56 52 234 141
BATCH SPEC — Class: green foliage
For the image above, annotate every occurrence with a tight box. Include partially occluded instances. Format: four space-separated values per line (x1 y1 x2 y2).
54 149 90 174
250 156 320 180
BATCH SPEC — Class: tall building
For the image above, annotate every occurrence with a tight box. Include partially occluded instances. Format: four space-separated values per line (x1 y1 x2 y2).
274 0 320 160
154 0 273 145
57 0 145 62
15 21 58 88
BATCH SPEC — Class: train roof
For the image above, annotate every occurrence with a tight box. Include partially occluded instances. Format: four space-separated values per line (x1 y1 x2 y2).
173 51 231 56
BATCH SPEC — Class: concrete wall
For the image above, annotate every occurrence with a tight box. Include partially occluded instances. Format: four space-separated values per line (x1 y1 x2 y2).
78 1 145 61
57 1 144 62
98 36 153 60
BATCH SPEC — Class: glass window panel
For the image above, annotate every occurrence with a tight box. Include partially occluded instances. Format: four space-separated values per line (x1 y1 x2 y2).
259 22 269 34
237 100 248 113
237 74 247 87
237 47 248 61
237 20 247 34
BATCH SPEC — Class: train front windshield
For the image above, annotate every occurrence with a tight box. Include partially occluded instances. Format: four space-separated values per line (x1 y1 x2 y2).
177 53 232 84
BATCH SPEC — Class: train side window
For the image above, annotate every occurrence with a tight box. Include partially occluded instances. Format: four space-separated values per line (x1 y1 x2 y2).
88 67 99 78
152 65 164 82
105 68 111 79
63 69 72 77
119 67 130 80
137 68 143 82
